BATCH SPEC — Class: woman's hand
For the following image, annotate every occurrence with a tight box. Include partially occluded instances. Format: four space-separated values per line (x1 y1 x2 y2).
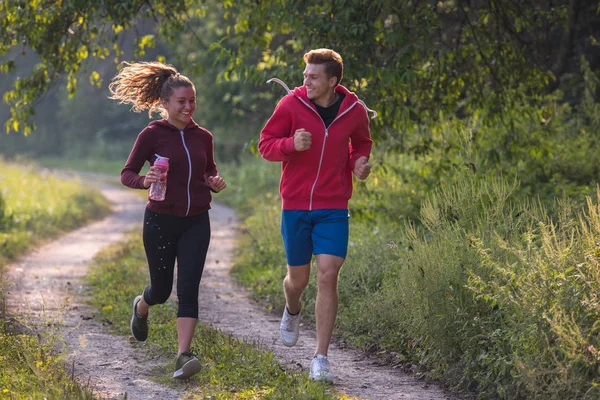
143 166 166 188
207 175 227 192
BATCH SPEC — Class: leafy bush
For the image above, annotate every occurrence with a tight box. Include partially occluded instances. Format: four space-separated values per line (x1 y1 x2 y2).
223 87 600 398
227 151 600 399
345 173 600 399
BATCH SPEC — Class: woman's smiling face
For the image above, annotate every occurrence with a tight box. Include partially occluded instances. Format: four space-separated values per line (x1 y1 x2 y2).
163 85 196 129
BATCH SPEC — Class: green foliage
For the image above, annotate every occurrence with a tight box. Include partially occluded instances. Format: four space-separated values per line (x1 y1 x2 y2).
36 157 129 177
229 162 600 398
219 0 599 143
0 323 95 399
0 0 273 162
2 0 598 166
1 1 599 398
0 0 194 134
166 4 280 161
0 190 6 228
384 177 600 399
216 154 281 215
224 94 600 398
216 155 288 306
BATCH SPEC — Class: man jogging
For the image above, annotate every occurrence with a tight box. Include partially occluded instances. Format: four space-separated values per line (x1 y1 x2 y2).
258 48 376 382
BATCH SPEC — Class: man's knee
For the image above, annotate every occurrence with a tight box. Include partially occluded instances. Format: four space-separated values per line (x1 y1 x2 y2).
286 274 309 292
286 266 310 291
317 269 339 289
316 261 343 291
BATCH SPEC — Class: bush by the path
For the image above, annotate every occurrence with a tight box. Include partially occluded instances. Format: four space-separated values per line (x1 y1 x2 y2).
218 103 600 399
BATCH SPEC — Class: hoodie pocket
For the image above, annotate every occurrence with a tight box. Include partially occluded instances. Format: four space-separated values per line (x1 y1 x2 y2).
280 162 314 200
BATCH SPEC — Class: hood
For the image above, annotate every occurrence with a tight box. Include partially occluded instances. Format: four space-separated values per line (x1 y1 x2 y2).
148 118 201 132
267 77 378 119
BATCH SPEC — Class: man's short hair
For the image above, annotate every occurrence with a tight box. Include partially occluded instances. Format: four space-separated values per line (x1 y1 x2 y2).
303 49 343 87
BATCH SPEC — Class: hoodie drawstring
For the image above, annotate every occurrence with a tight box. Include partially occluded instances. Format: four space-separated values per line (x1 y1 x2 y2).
267 77 377 119
266 78 293 96
357 100 378 119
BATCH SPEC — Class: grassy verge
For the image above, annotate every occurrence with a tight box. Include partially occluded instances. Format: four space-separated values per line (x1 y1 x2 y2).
0 323 96 399
0 161 111 399
37 157 127 177
0 162 111 268
217 149 600 399
86 231 353 399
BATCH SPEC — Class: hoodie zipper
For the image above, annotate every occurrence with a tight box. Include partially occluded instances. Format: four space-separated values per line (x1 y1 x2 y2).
179 130 193 216
295 96 359 210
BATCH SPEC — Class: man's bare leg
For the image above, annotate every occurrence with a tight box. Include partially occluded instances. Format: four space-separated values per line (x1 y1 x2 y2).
284 263 311 313
314 254 344 356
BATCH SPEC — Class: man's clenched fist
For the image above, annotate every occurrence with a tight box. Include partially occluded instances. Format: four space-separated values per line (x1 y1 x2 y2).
294 128 312 151
353 156 371 180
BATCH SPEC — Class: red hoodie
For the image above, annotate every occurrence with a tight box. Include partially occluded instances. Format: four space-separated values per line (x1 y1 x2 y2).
259 80 374 210
121 119 218 217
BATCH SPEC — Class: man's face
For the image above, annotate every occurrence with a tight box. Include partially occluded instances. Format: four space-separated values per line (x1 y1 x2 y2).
303 63 336 105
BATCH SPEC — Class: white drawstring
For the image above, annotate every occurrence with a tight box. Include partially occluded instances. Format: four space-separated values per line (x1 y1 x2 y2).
267 77 377 119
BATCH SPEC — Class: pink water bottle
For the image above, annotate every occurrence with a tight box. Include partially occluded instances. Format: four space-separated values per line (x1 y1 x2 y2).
149 155 169 201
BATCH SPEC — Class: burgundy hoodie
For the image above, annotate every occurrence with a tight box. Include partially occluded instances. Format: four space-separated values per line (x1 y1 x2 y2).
121 119 218 217
259 79 375 210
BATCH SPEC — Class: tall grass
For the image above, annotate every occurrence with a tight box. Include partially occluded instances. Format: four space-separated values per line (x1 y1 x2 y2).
365 175 600 399
0 162 110 266
0 161 110 399
223 132 600 398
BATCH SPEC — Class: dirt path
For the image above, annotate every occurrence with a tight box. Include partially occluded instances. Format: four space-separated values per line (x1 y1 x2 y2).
5 178 461 400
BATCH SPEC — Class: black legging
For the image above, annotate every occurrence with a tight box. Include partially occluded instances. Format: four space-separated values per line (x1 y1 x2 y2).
141 207 211 318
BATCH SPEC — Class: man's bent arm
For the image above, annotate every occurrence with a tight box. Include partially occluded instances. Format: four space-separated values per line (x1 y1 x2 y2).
348 108 373 171
259 101 296 162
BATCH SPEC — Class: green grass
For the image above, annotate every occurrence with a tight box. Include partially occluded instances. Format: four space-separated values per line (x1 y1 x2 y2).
0 160 111 399
37 157 127 177
220 144 600 399
0 161 111 267
0 323 96 399
86 231 353 399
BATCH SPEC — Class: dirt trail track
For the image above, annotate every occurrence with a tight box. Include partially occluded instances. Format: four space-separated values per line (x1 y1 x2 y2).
5 176 461 400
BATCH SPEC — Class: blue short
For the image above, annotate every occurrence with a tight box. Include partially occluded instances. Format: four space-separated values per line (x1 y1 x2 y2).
281 209 350 266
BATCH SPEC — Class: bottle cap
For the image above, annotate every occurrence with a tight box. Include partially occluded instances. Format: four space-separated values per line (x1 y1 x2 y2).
154 154 169 169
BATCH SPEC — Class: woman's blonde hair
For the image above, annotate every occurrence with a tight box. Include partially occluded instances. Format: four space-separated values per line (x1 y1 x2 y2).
108 61 194 118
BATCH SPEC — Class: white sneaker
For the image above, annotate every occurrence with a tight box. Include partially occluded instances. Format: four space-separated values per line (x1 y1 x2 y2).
309 354 334 382
279 306 301 347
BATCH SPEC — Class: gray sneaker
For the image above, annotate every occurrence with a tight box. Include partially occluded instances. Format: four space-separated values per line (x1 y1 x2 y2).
280 306 301 347
173 352 201 380
309 354 334 382
130 295 148 342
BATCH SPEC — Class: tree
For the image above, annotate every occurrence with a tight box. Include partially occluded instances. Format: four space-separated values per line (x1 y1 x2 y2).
216 0 599 147
1 0 598 147
0 0 194 135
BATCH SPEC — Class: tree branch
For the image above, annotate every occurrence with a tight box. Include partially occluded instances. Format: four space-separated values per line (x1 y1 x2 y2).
548 0 579 92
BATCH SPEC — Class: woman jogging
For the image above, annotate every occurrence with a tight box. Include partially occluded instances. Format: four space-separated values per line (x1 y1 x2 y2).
109 61 226 380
